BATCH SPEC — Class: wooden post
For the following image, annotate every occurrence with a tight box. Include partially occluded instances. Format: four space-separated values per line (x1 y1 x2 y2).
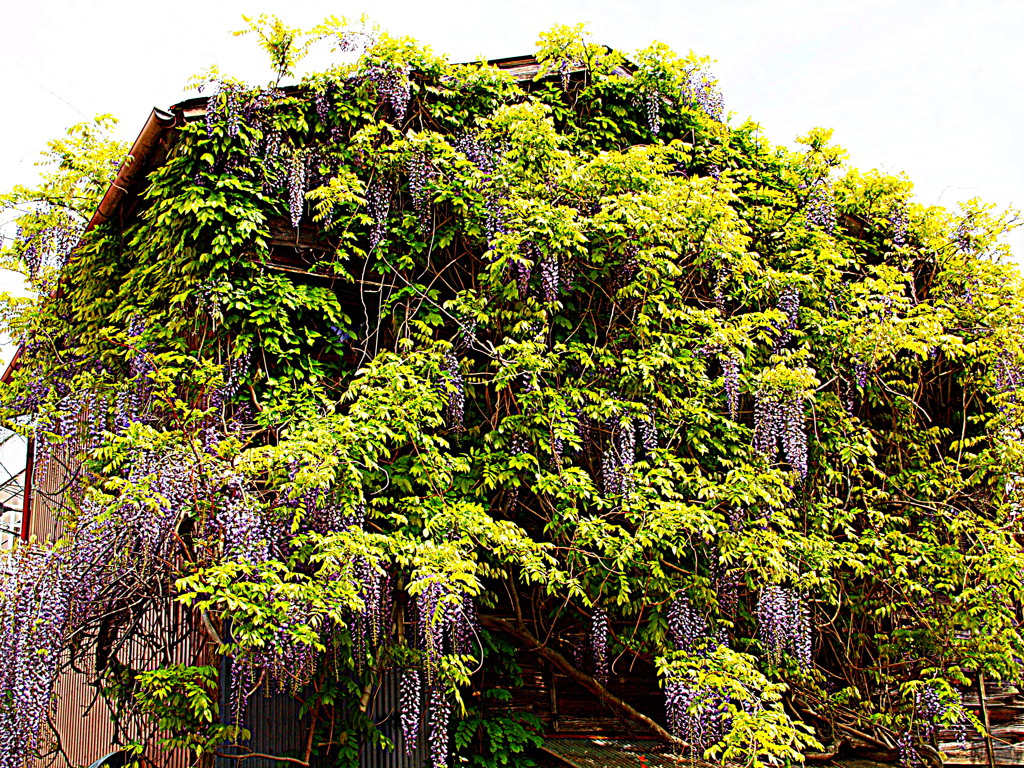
549 661 559 732
20 437 33 541
978 671 996 768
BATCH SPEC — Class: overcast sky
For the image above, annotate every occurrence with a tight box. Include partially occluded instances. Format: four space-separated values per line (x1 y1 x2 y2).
1 0 1022 324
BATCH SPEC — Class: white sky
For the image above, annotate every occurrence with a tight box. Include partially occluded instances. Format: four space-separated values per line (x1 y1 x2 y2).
1 0 1022 353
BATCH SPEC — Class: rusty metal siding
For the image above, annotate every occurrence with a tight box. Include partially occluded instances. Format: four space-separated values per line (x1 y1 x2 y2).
33 599 206 768
24 423 325 768
25 440 206 768
27 438 71 543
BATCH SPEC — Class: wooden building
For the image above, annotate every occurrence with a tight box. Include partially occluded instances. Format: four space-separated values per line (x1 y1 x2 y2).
6 51 1023 768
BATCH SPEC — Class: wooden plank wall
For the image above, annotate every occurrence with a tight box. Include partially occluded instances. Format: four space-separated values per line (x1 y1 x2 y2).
481 624 664 739
488 620 1024 767
940 682 1024 766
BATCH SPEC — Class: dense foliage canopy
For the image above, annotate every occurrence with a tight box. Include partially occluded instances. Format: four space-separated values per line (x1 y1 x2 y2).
2 16 1023 768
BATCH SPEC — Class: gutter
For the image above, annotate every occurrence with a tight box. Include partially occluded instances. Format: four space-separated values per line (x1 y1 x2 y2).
0 347 21 385
0 107 179 395
85 107 178 234
0 107 180 536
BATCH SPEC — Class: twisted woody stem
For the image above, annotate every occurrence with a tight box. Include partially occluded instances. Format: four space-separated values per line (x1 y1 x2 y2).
477 614 684 747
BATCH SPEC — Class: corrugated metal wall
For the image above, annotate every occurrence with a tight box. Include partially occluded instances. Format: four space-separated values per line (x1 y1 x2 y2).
360 671 427 768
26 440 204 768
27 438 72 542
25 429 430 768
212 667 428 767
216 657 313 768
33 599 206 768
243 688 309 764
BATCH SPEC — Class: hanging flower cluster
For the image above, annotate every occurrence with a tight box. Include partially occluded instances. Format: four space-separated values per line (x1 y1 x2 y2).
31 369 97 491
602 415 637 496
551 53 585 91
516 241 538 298
0 546 75 768
668 596 708 653
803 177 836 232
217 475 271 564
287 151 308 228
400 668 423 754
662 598 734 750
416 577 476 673
914 683 968 742
19 220 81 283
955 219 975 253
637 407 658 456
633 87 663 135
352 557 394 668
427 685 454 768
455 132 506 248
229 605 320 728
853 360 868 390
664 673 730 755
440 352 465 431
637 58 725 128
0 436 193 768
643 89 662 134
539 252 560 302
713 565 739 629
721 351 741 420
412 574 478 766
890 203 909 247
774 286 800 351
590 606 610 683
897 730 924 768
367 175 395 249
368 63 411 122
753 380 808 478
682 66 725 122
408 148 438 234
994 346 1024 395
756 586 811 666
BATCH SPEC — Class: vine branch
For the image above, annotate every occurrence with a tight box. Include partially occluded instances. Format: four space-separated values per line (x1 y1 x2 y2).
478 614 684 747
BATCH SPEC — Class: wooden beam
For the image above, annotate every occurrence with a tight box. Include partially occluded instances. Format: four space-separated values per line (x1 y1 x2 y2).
979 672 997 768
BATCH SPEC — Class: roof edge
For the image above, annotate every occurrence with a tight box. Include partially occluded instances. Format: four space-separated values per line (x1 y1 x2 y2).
86 107 178 234
0 107 179 386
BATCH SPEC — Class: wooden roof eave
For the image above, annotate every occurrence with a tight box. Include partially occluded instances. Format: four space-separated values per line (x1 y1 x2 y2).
0 107 180 384
87 107 178 234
